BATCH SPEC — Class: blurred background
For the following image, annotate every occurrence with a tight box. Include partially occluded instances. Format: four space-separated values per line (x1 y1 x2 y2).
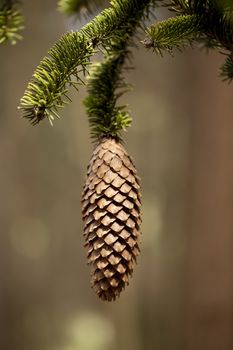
1 1 233 350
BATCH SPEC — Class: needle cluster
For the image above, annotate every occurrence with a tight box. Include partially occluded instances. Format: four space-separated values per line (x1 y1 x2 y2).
0 0 23 45
144 0 233 81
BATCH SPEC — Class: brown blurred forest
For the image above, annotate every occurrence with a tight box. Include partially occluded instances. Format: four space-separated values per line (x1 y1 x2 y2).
1 1 233 350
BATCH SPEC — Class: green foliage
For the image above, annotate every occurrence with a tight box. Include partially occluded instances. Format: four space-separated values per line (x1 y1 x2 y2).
0 0 24 45
84 59 132 140
20 33 94 125
57 0 107 16
84 0 153 140
145 14 200 54
84 30 133 140
19 0 233 138
19 0 154 128
144 0 233 80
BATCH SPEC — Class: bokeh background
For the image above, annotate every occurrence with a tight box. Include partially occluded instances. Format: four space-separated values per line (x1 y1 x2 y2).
1 1 233 350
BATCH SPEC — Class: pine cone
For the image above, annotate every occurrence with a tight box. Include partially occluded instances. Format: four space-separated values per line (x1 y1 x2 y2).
81 137 141 301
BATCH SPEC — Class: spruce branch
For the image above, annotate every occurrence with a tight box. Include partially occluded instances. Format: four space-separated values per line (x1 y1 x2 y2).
85 0 155 140
84 42 132 140
0 0 24 45
20 33 94 125
57 0 107 16
145 1 233 52
144 14 200 54
19 0 154 126
143 0 233 80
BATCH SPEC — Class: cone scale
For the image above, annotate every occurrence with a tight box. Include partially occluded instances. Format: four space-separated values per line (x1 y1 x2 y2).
81 137 141 301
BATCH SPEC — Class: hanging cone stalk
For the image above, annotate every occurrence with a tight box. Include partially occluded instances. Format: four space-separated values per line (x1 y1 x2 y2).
81 137 141 301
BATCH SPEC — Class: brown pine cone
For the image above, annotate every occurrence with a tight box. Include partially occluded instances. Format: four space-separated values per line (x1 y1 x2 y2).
81 137 141 301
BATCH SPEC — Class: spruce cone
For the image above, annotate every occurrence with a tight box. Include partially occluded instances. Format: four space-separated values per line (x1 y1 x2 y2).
81 137 141 301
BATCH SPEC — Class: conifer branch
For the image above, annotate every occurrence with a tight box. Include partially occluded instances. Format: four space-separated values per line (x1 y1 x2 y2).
84 42 132 141
145 0 233 51
144 14 200 54
57 0 107 16
143 0 233 80
84 1 155 140
0 0 24 45
19 0 155 126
